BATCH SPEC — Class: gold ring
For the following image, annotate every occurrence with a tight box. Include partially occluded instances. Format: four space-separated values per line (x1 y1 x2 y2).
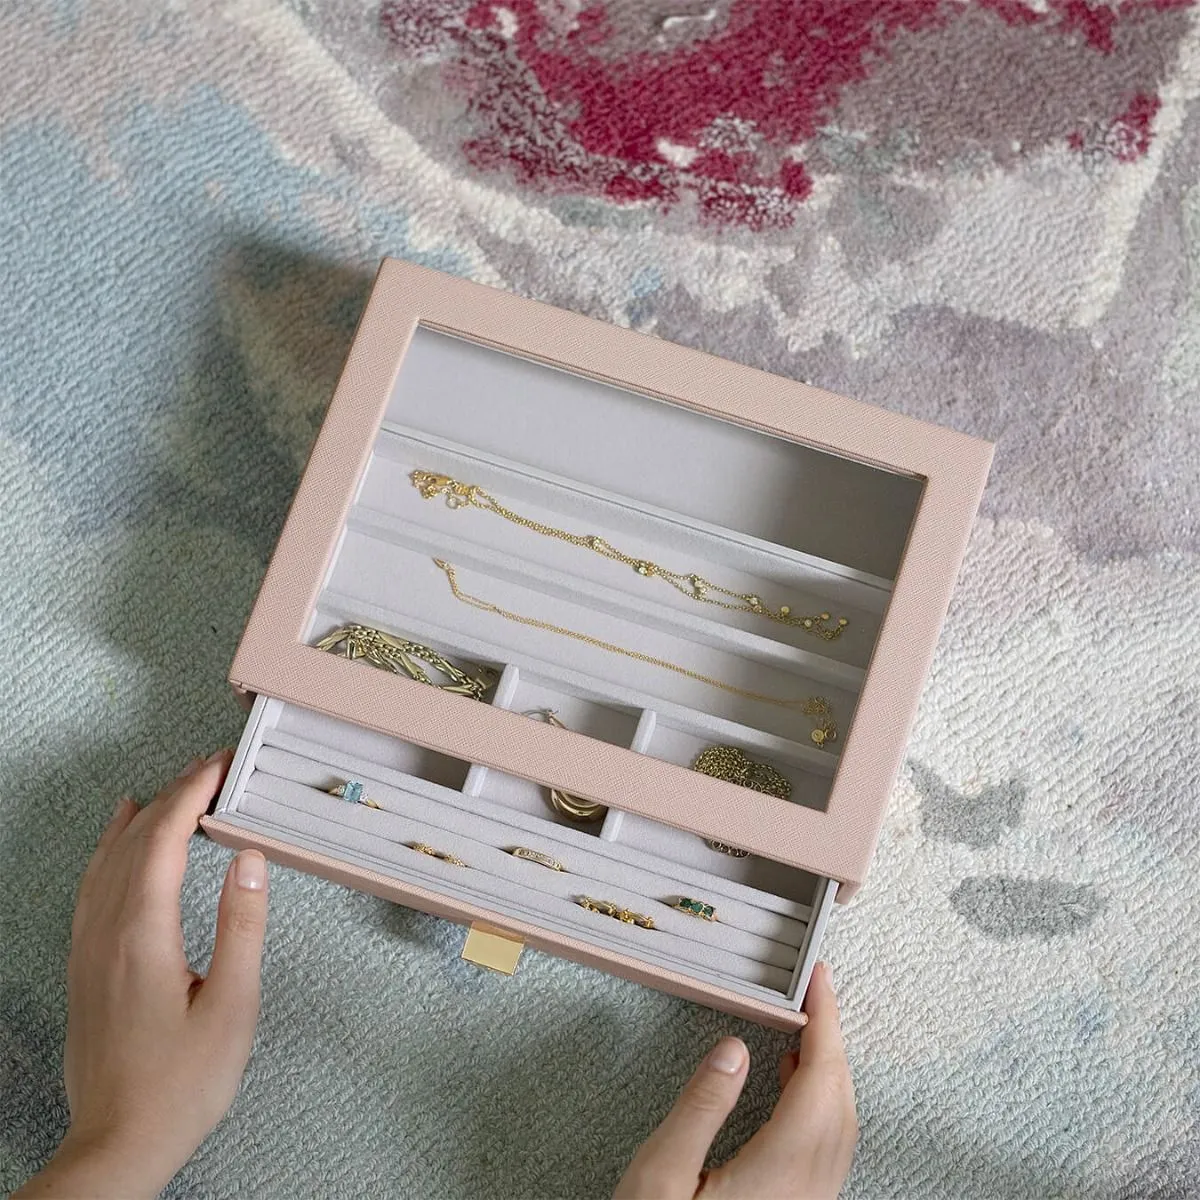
508 847 566 871
576 897 655 929
327 780 381 809
671 897 717 921
409 842 468 867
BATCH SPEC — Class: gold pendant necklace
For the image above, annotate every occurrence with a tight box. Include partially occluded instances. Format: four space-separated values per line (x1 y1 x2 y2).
433 558 837 746
412 470 848 639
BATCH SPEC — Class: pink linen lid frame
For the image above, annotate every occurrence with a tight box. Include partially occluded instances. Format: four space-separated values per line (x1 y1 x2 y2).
228 258 992 899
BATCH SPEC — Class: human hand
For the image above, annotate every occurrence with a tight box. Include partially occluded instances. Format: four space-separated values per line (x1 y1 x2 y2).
614 963 856 1200
16 751 269 1200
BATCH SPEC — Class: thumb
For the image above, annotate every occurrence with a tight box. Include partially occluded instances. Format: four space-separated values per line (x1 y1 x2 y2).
195 851 268 1029
616 1038 749 1200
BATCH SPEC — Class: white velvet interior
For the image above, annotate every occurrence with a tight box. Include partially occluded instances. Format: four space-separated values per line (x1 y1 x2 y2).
214 696 836 1010
390 327 922 581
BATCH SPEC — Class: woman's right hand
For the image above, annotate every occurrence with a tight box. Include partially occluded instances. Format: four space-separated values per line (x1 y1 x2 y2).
615 962 857 1200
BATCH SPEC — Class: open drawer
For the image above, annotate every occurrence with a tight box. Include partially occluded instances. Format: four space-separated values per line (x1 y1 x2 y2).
209 693 838 1029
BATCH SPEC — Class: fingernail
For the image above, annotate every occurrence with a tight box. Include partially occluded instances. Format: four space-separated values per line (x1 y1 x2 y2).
111 795 129 819
707 1037 746 1074
180 757 204 777
235 850 267 891
820 961 834 987
205 748 230 765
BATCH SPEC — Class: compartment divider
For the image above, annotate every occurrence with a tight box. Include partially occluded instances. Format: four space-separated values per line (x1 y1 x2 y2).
462 661 521 800
786 878 839 1001
600 707 658 843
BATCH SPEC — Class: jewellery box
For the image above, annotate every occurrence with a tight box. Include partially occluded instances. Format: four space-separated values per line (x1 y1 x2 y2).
202 259 992 1031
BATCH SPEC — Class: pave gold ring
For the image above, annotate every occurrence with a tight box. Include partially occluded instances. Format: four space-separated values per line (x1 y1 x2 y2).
706 840 750 858
409 842 469 867
328 780 381 809
508 847 566 871
672 897 717 922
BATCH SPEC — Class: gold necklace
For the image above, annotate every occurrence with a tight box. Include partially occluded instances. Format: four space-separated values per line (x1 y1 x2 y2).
412 470 848 639
433 559 837 746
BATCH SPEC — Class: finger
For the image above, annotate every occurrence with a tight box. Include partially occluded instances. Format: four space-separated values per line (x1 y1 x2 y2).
74 795 140 919
132 750 231 835
193 851 268 1031
771 963 851 1127
796 962 846 1071
84 794 139 876
155 753 229 836
126 751 231 890
618 1038 748 1197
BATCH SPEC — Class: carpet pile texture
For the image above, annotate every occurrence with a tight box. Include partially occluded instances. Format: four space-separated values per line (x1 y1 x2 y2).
1 3 1198 1197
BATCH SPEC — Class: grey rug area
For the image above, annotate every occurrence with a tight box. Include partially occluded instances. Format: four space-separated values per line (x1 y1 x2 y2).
2 3 1199 1198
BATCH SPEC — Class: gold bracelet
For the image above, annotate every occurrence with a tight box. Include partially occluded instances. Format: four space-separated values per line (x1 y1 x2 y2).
315 624 497 701
434 559 837 743
692 744 792 858
412 470 848 639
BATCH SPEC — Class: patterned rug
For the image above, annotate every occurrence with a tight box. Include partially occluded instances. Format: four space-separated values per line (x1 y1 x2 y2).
2 3 1198 1197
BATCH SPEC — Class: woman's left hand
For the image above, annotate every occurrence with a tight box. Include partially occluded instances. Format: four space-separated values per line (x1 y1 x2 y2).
16 751 269 1199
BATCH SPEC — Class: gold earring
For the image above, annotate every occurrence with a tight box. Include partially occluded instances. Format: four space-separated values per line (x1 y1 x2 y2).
523 710 607 823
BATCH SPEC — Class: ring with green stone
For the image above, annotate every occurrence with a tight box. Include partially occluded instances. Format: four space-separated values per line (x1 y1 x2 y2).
671 897 717 922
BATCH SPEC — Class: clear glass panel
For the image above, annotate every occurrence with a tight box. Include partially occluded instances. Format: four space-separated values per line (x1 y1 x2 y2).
309 326 923 817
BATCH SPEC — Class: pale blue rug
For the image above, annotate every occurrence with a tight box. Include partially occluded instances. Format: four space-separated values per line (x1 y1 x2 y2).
2 3 1198 1197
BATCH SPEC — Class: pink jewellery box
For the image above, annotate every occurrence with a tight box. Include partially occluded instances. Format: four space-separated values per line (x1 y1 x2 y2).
202 258 992 1031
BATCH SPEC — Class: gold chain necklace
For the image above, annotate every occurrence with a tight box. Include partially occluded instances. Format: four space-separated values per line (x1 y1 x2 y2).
433 559 836 746
412 470 848 639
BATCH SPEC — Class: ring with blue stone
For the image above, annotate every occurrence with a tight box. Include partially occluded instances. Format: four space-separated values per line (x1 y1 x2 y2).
327 779 381 809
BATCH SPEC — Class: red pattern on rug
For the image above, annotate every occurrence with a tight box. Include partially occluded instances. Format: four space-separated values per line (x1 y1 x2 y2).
380 0 1193 227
